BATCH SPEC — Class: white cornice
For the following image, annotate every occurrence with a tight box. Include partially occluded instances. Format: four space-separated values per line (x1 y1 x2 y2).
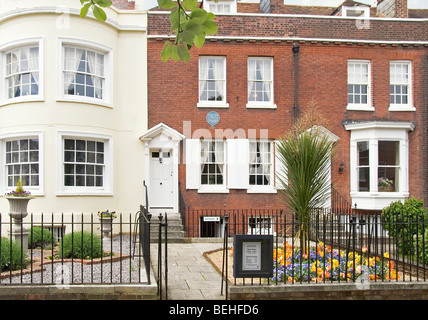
148 10 428 22
343 121 416 131
0 7 147 32
147 34 428 46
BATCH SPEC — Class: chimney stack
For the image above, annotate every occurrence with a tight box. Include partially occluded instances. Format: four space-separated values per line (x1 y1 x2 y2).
377 0 408 18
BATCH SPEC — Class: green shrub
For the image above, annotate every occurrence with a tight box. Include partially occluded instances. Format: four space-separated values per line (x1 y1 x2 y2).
381 197 428 254
0 237 30 271
28 227 55 249
57 231 104 259
414 229 428 265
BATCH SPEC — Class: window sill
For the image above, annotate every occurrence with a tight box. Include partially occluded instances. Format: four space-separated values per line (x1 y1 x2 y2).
246 103 277 110
388 105 416 112
351 191 409 210
197 102 229 109
56 190 113 196
197 186 229 194
57 96 113 109
0 96 44 107
247 186 277 194
346 105 374 111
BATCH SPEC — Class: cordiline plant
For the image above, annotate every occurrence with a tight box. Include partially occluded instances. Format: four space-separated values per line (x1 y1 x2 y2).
79 0 218 62
276 107 335 254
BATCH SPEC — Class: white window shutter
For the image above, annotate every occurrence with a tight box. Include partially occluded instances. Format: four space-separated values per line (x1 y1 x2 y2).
185 139 200 189
227 139 249 189
275 140 287 190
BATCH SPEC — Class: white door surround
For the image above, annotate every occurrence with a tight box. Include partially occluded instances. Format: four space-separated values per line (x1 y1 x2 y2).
139 123 184 214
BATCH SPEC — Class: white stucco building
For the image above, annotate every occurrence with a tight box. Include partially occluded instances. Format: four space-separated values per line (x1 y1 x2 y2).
0 0 148 226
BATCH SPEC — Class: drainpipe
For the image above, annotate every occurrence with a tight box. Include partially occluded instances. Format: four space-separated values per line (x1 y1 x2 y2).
292 44 300 122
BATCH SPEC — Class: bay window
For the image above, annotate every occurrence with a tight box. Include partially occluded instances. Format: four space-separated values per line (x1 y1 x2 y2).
1 39 43 104
58 39 112 106
0 132 43 195
345 121 414 210
58 132 113 195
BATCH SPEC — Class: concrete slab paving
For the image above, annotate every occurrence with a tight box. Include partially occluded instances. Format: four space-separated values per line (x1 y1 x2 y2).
151 241 226 300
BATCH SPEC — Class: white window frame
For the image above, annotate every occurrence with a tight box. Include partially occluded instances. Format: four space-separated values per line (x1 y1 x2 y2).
57 38 113 108
347 60 373 111
205 0 237 14
248 140 276 193
57 131 113 196
199 139 227 193
345 121 414 210
0 38 44 106
197 56 229 109
247 216 276 235
341 6 370 18
247 57 276 109
389 60 414 111
0 131 44 196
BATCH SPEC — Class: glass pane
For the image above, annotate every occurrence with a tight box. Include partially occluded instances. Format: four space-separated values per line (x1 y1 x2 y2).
358 141 369 166
358 167 370 191
378 167 398 192
378 141 399 166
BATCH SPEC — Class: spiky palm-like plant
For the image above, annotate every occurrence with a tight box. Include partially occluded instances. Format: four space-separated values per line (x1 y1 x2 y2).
276 112 335 253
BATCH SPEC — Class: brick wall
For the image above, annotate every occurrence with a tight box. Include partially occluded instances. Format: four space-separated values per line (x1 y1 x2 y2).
148 37 428 209
148 13 428 42
228 282 428 300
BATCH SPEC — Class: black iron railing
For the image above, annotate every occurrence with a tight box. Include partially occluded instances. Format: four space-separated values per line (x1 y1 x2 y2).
0 207 169 288
217 209 428 288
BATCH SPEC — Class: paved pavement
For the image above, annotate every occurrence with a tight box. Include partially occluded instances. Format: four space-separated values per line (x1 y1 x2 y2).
151 241 227 300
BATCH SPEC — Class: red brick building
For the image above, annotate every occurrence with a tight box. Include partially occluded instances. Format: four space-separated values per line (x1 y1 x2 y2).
145 0 428 237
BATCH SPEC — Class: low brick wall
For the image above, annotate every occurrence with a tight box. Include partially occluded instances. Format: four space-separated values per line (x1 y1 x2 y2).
228 282 428 300
0 283 158 300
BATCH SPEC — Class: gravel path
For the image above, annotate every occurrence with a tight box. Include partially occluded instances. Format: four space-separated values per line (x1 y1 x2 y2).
0 235 148 285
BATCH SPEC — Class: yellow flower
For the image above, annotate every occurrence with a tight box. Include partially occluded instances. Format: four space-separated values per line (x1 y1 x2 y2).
332 259 339 268
384 252 390 259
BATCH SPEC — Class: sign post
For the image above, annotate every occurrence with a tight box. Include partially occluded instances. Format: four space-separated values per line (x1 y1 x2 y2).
233 235 273 278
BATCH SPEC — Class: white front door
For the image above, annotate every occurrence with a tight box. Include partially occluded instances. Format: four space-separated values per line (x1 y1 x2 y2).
150 149 174 210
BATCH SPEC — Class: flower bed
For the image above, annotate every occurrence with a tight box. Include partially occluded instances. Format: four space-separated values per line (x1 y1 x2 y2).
272 241 399 283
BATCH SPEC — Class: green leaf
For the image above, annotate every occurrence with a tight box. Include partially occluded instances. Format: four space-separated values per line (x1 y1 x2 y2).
193 33 206 48
177 45 190 62
169 7 180 32
93 5 107 22
182 0 198 10
185 22 203 35
206 12 216 20
202 20 218 35
169 45 180 61
97 0 113 8
161 41 172 62
190 8 208 19
179 30 197 45
80 2 91 18
158 0 177 9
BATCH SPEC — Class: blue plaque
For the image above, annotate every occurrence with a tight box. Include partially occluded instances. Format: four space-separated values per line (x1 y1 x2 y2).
206 111 220 126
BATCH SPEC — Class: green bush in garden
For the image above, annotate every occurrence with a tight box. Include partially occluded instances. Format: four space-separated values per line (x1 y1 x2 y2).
382 197 428 255
57 231 104 259
28 227 55 249
0 237 30 271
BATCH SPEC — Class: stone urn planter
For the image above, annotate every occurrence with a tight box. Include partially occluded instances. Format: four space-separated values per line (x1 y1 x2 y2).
98 210 116 238
100 217 114 238
6 196 32 249
5 178 33 249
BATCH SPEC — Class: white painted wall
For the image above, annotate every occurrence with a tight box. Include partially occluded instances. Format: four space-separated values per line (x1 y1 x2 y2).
0 1 148 223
